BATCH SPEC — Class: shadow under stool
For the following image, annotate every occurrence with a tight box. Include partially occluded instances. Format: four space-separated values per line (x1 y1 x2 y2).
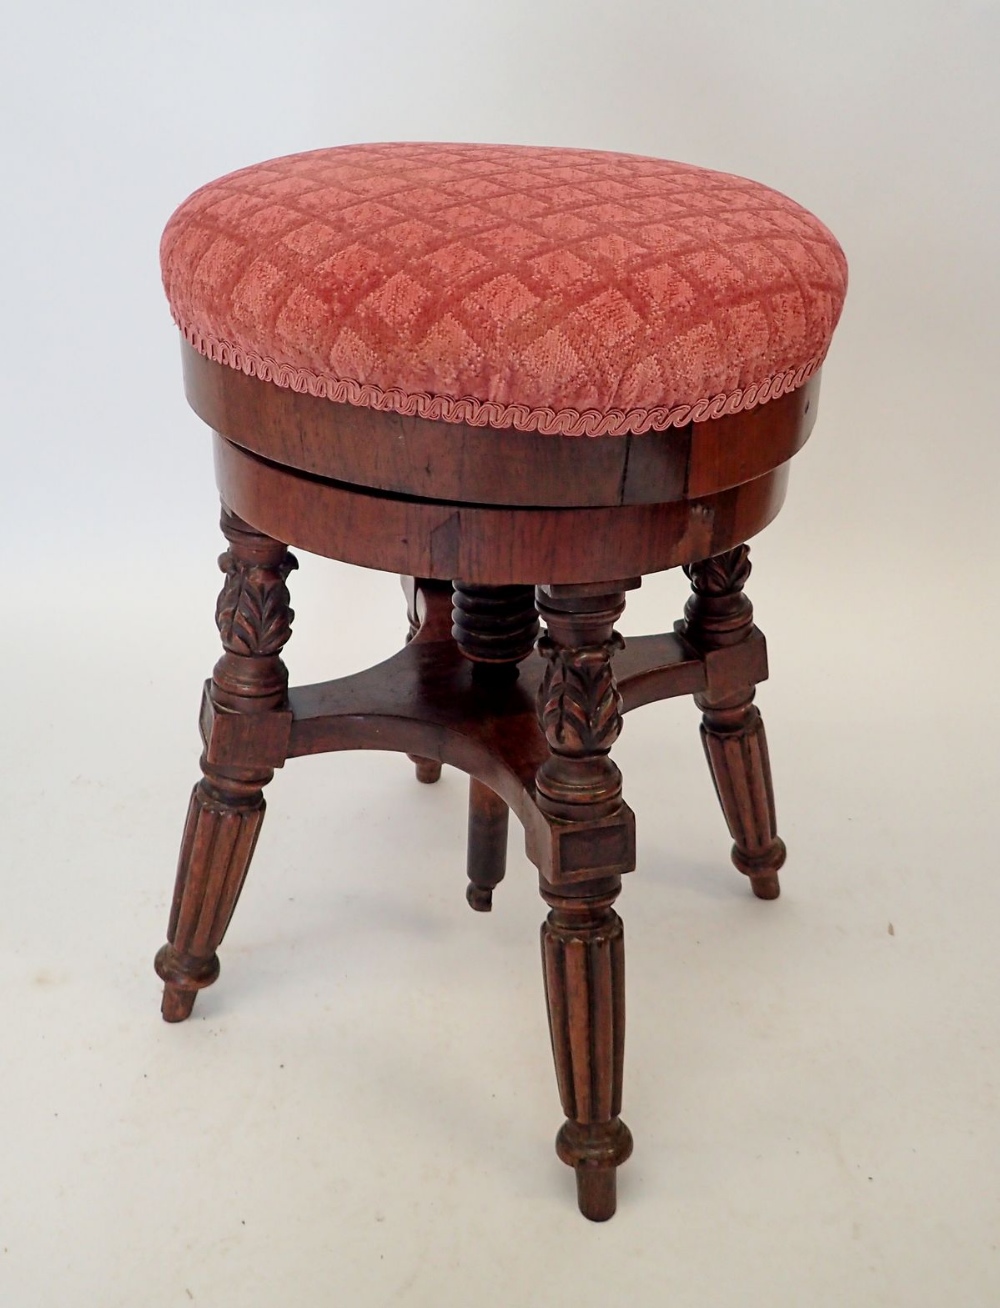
154 142 847 1221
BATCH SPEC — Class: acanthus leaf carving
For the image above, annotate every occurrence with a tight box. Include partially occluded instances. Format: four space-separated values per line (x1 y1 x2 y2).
538 633 625 756
216 551 298 656
684 544 751 598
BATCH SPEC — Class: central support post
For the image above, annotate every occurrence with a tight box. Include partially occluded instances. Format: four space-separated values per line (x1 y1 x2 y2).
453 581 539 909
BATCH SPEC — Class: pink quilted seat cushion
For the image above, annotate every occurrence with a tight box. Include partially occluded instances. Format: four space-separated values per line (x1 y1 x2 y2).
161 142 847 437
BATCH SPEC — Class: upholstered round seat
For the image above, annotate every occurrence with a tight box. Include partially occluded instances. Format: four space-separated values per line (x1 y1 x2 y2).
155 141 847 1224
161 142 846 438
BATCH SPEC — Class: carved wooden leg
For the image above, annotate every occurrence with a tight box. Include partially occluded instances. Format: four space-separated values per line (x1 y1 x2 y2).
402 576 451 783
683 546 786 900
534 583 636 1220
453 582 538 909
155 509 296 1020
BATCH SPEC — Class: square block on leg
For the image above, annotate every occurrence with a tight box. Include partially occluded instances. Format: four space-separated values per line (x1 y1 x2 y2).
529 805 636 887
199 682 293 769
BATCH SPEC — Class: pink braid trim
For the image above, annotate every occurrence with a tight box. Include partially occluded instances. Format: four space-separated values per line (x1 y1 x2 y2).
177 321 824 437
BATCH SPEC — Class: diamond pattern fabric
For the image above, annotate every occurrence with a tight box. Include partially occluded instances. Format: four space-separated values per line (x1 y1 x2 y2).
161 143 847 436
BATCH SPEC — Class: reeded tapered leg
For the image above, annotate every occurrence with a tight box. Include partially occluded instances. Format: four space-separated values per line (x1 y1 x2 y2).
453 581 537 909
534 583 636 1220
683 546 785 899
541 884 631 1220
155 509 296 1020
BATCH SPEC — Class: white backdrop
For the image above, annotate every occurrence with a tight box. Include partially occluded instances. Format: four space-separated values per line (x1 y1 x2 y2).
3 3 1000 1306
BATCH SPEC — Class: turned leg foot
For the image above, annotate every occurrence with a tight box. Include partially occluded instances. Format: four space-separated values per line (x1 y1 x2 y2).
684 546 785 899
156 509 295 1019
156 765 269 1019
558 1120 634 1222
574 1163 619 1224
158 979 199 1023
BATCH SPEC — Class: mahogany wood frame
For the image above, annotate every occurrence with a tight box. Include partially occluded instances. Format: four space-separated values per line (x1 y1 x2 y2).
156 350 812 1221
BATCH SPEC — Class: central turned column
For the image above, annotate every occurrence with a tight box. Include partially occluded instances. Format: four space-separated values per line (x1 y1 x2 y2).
533 583 636 1221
